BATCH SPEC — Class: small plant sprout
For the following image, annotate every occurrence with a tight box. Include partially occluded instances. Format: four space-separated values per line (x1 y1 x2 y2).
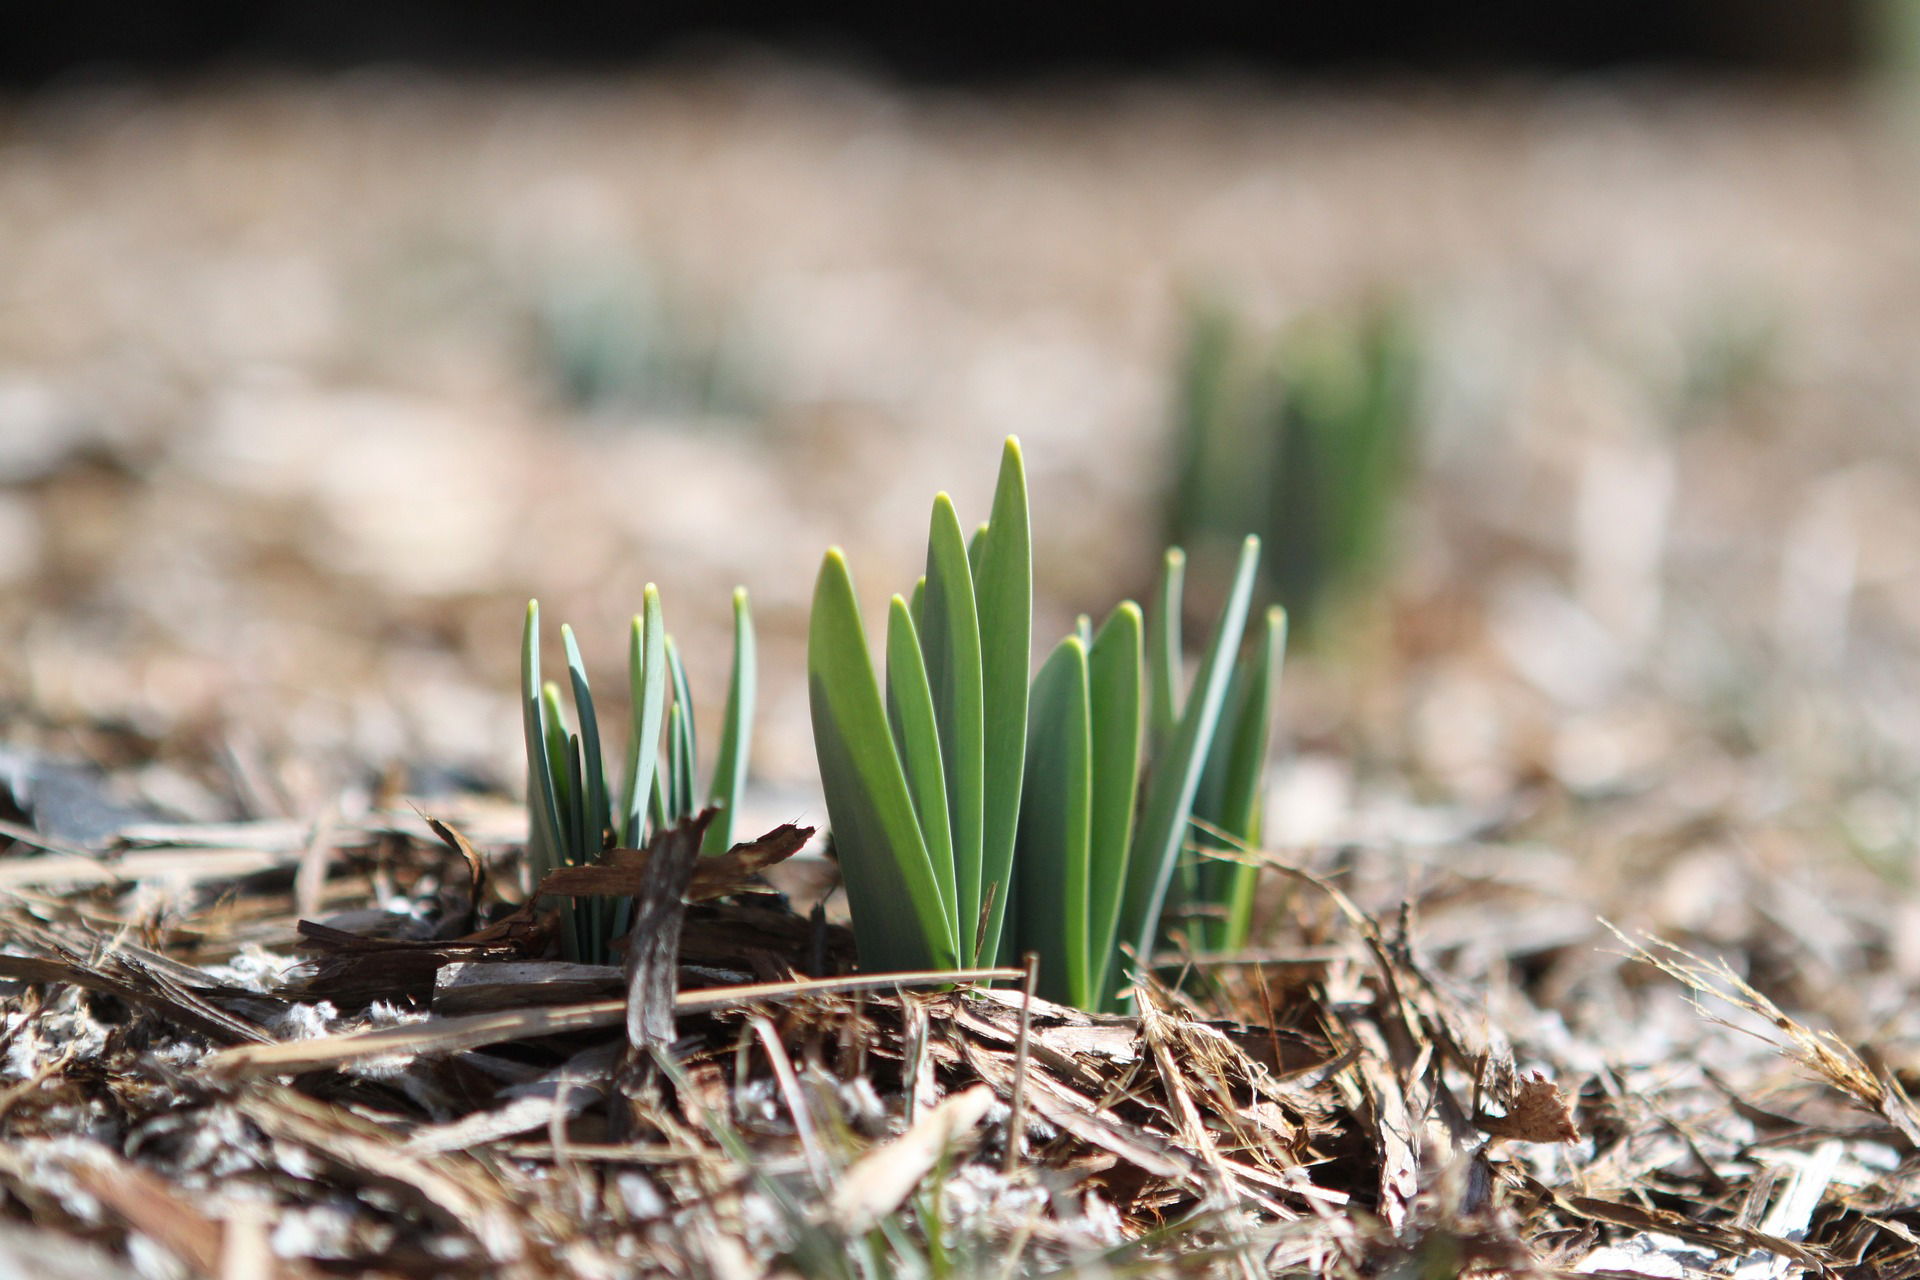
523 586 755 963
809 439 1287 1010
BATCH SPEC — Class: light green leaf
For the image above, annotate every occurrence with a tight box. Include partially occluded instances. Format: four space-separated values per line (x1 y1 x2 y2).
919 493 986 962
521 602 564 885
665 636 698 821
620 586 667 847
1016 636 1091 1007
702 587 756 854
1115 535 1260 1001
885 595 957 933
972 437 1031 965
809 549 959 971
562 624 609 851
541 682 575 857
1191 606 1286 951
1084 601 1143 1007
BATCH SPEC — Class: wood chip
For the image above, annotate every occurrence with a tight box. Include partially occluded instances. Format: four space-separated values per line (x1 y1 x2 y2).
824 1085 995 1234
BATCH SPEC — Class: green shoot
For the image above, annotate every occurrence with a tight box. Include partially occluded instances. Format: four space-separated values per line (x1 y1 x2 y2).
522 587 756 964
809 441 1287 1010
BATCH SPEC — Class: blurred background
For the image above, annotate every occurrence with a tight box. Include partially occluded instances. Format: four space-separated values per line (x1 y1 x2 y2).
9 4 1920 956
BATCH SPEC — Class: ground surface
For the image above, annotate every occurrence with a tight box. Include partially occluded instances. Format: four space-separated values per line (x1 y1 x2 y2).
4 68 1920 1276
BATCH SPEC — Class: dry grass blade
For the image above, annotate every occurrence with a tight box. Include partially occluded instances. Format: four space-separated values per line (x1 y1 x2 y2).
205 968 1022 1075
1617 926 1920 1148
0 949 273 1046
423 811 487 905
959 1035 1198 1182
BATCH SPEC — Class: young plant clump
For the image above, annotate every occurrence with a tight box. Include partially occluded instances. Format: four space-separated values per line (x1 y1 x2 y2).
522 587 754 963
809 439 1286 1011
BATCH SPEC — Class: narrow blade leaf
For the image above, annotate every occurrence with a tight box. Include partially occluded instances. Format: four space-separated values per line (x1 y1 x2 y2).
972 437 1032 965
621 586 668 847
920 493 986 962
1116 535 1260 999
809 549 959 970
665 636 698 821
1147 548 1186 757
1085 601 1143 1006
1196 605 1287 951
561 624 609 849
885 595 957 931
541 682 575 858
702 587 757 854
1015 635 1092 1006
521 602 564 885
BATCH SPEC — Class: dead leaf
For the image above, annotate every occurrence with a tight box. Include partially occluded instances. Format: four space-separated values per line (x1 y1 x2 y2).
533 821 813 901
1475 1071 1580 1143
424 811 487 907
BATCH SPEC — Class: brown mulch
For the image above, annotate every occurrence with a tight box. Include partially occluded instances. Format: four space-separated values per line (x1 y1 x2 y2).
0 793 1916 1279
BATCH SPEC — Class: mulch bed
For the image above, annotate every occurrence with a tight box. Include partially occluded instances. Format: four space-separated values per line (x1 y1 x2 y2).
2 786 1916 1278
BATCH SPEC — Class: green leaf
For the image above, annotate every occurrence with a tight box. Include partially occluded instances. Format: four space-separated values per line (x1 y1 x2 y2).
521 602 564 885
541 682 575 858
1114 535 1260 1002
537 677 586 966
1015 636 1091 1007
919 493 986 963
620 586 667 847
665 636 698 821
971 437 1032 965
1084 601 1143 1007
561 624 609 851
655 704 676 821
1197 604 1286 951
1146 548 1185 757
561 725 588 961
702 588 756 854
809 549 960 971
885 595 957 934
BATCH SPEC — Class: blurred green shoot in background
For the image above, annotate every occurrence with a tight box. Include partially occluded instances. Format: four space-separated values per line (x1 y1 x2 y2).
534 260 764 422
1166 296 1420 641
